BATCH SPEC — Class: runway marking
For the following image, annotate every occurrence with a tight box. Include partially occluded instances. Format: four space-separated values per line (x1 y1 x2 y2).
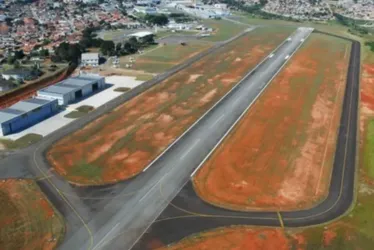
180 139 201 160
33 145 94 250
277 211 284 228
141 28 301 173
91 223 120 250
210 114 225 128
35 174 53 181
315 43 350 196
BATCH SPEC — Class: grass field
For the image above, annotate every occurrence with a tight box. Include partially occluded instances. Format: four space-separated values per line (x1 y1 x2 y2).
0 179 64 250
193 33 351 211
160 25 374 250
124 42 212 73
0 133 43 150
201 19 249 42
47 26 295 185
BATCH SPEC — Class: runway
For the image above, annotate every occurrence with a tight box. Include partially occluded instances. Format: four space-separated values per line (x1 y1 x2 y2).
0 26 360 250
131 37 360 248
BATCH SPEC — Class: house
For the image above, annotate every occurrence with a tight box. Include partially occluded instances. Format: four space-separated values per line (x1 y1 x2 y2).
1 68 32 81
81 53 99 67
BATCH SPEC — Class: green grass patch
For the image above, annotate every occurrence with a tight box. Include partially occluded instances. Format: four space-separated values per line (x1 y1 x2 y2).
114 87 131 92
200 19 248 42
68 162 103 180
64 111 87 119
0 133 43 150
76 105 94 113
135 74 153 81
363 120 374 178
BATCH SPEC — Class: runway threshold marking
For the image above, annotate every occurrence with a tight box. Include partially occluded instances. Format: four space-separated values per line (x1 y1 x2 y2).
277 211 285 228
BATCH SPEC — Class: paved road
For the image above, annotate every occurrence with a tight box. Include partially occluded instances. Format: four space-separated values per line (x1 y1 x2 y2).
131 37 361 248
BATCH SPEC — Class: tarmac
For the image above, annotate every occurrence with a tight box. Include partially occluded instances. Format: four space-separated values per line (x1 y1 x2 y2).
0 26 360 250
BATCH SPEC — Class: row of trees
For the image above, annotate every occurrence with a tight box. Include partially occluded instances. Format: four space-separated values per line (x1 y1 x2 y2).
144 14 169 26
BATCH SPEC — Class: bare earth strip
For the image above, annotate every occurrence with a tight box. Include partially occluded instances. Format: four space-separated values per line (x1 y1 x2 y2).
193 33 351 211
47 27 295 186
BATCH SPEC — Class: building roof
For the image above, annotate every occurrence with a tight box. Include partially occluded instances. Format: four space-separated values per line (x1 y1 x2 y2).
0 97 55 124
37 75 104 96
128 31 154 38
81 53 99 61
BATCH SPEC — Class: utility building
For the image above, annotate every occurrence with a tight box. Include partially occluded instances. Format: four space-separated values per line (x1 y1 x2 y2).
0 98 58 136
37 75 105 105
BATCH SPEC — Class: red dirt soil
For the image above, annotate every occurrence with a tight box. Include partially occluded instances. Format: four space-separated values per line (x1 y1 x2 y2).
360 64 374 134
48 27 294 185
156 226 296 250
193 33 351 211
0 179 64 250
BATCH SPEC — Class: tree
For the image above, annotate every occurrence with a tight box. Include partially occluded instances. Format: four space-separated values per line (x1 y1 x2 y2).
7 56 16 65
140 35 155 45
100 40 115 56
144 14 169 26
13 61 20 69
14 50 25 60
39 49 49 57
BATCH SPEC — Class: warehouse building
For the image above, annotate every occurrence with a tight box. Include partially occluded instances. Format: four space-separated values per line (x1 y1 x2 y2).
37 75 105 105
0 98 58 136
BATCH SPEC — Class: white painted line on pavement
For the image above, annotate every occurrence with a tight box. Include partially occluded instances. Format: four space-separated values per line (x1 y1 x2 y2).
210 114 225 128
92 223 120 250
142 28 305 174
180 139 201 160
190 28 314 178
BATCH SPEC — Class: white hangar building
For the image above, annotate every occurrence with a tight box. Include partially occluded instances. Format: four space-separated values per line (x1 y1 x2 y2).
37 75 105 105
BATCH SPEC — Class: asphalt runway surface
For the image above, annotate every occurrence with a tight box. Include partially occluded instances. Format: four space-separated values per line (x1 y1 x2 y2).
131 37 360 249
0 27 257 249
0 26 360 250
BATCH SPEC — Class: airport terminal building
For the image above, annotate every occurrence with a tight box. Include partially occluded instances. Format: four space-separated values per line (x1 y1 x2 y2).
37 75 105 105
0 98 58 136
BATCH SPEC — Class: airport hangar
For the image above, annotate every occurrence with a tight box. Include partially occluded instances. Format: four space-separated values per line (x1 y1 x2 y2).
0 98 58 136
37 75 105 105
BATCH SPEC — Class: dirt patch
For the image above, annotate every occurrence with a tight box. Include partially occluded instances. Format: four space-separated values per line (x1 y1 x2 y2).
0 179 64 250
48 27 295 185
157 226 295 250
193 33 351 211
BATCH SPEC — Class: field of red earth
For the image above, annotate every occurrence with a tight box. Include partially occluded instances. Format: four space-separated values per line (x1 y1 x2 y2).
157 226 292 250
193 33 351 211
47 26 295 186
0 179 64 250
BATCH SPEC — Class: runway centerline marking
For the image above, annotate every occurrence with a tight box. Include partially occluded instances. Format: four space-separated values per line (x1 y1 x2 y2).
210 114 225 128
91 223 120 250
180 139 201 160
